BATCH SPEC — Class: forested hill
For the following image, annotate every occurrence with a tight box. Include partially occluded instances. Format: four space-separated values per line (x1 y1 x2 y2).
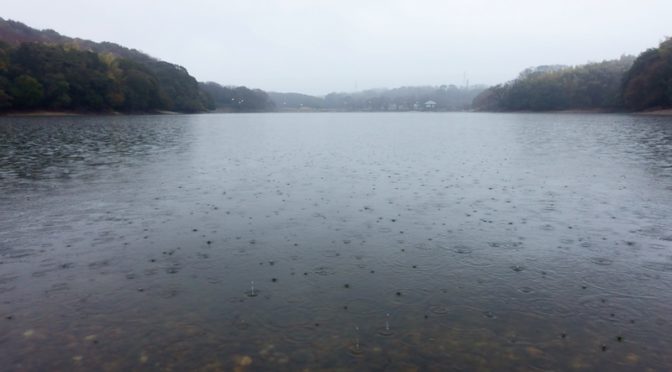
622 38 672 111
270 85 485 111
472 56 636 111
200 82 276 112
472 38 672 112
0 17 212 113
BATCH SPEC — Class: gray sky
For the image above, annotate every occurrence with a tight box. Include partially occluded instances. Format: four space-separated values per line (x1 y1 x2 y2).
4 0 671 95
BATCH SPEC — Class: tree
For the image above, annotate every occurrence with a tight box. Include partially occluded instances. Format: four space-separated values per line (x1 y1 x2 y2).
472 56 636 111
0 88 11 109
119 63 162 111
42 73 71 109
10 74 43 108
199 82 275 112
0 19 214 113
622 38 672 110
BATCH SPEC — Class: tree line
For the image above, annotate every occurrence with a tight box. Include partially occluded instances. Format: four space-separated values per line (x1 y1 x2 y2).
0 18 273 113
271 85 485 111
472 38 672 112
0 41 276 114
0 41 211 113
199 82 275 112
621 38 672 111
3 17 669 114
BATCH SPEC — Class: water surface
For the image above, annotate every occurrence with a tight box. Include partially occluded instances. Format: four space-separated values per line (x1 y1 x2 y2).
1 113 671 371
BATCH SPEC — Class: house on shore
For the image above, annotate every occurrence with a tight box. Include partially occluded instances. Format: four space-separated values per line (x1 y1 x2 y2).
424 100 437 110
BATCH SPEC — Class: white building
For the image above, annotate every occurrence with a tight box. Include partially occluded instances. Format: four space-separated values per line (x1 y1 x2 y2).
424 100 437 110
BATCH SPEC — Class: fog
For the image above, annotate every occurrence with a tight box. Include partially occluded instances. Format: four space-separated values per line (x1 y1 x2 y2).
4 0 671 95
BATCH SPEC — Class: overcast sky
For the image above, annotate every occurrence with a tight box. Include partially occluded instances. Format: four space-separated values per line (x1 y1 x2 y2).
4 0 671 95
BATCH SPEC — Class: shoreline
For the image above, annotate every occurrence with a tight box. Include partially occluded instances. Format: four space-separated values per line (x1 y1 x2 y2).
3 111 87 117
637 109 672 116
3 109 672 117
1 110 186 117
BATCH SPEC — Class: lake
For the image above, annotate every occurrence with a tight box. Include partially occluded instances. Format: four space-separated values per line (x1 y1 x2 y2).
1 112 671 371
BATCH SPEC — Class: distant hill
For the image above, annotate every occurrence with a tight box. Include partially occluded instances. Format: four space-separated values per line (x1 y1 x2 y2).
268 85 485 112
472 38 672 112
200 82 275 112
324 85 485 111
0 17 210 113
269 92 324 111
472 56 636 112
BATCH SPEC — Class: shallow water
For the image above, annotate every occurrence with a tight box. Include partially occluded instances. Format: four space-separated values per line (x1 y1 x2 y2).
1 112 671 371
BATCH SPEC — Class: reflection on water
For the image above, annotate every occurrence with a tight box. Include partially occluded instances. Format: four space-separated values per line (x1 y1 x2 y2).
0 116 192 184
1 113 671 370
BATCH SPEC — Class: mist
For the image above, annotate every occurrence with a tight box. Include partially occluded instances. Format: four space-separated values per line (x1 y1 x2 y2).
3 0 672 94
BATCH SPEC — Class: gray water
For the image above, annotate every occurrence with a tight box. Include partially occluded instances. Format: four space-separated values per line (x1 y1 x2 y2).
1 112 671 371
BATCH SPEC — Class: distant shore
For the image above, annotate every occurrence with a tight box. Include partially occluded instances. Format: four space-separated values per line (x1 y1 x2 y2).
1 110 187 117
3 111 85 117
637 109 672 116
2 109 672 117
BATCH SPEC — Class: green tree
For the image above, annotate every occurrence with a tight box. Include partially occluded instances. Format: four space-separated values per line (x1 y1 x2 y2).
473 56 635 111
10 74 43 108
0 88 11 109
42 73 71 109
118 60 162 111
622 48 668 110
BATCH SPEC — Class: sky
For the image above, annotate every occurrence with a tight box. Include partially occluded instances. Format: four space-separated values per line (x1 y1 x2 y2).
3 0 671 95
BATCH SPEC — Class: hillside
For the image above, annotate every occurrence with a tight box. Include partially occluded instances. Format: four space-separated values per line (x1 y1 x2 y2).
0 17 210 113
472 38 672 112
472 56 636 112
322 85 485 111
622 38 672 111
268 85 485 112
269 92 324 111
199 82 275 112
